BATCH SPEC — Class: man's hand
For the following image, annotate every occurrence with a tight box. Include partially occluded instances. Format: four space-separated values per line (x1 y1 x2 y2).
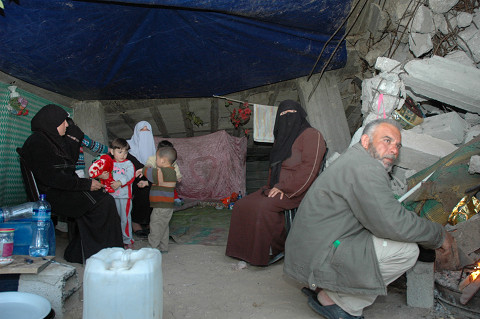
435 231 460 270
90 179 104 191
135 168 144 178
268 187 284 199
137 180 149 188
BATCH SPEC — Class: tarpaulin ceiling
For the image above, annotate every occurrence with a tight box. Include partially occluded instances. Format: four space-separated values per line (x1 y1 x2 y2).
0 0 351 100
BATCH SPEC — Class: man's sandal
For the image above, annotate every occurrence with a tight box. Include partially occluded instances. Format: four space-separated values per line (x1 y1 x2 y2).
307 295 364 319
301 287 317 298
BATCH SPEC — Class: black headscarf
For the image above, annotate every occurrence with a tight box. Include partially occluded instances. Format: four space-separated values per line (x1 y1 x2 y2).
31 104 71 159
269 100 311 187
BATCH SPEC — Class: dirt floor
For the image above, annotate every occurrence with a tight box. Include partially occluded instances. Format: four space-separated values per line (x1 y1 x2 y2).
50 230 464 319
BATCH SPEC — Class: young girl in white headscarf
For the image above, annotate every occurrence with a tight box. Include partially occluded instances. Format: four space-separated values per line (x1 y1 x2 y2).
127 121 156 165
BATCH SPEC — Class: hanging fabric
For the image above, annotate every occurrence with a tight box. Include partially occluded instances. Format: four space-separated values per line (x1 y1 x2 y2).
253 104 278 143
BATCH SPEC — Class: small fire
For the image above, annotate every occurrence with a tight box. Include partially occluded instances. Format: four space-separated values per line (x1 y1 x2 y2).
459 261 480 291
471 263 480 281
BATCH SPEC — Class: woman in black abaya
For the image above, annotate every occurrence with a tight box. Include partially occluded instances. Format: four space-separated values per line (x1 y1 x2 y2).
20 104 123 263
226 100 326 266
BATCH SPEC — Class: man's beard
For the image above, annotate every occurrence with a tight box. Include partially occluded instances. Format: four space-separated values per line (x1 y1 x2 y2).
367 143 396 172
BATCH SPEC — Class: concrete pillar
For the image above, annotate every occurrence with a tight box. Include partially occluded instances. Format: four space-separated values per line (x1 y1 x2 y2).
71 101 109 175
296 72 351 155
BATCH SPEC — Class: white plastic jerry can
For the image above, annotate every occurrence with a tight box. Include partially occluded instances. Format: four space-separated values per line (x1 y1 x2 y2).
83 247 163 319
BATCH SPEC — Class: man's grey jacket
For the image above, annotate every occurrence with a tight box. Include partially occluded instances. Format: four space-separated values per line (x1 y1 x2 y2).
284 143 444 295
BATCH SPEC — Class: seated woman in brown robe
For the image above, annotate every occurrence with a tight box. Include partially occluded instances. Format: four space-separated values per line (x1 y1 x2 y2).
226 100 326 266
20 104 123 263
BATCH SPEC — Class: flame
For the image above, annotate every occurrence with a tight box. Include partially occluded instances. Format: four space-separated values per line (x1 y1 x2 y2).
471 262 480 281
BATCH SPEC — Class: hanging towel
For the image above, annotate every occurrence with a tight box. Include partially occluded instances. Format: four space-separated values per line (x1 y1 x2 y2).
253 104 278 143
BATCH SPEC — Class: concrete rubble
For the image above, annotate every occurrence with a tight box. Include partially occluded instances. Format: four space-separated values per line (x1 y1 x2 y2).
409 112 468 145
468 155 480 174
357 52 480 183
401 56 480 114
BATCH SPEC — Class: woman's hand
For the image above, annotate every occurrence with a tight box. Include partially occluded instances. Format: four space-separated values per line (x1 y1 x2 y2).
135 168 144 178
137 180 149 188
90 178 104 191
268 187 284 199
98 171 110 180
111 180 122 190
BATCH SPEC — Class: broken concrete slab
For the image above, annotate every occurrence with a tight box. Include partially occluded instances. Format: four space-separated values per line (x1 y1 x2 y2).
401 56 480 114
444 50 477 68
465 124 480 144
374 57 402 73
396 129 458 171
465 113 480 126
390 42 415 64
411 5 435 34
367 3 389 39
409 112 468 145
429 0 459 14
408 32 433 57
458 27 480 62
365 36 391 66
457 12 473 28
361 74 405 116
433 13 448 35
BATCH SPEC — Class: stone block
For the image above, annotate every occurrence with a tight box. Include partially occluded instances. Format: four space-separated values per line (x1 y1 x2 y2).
18 262 80 319
409 112 468 144
406 261 435 308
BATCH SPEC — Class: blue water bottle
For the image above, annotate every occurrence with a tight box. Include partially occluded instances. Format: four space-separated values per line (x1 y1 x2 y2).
29 194 51 257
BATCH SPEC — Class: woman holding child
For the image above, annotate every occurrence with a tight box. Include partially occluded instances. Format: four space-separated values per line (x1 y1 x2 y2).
226 100 326 266
20 104 123 263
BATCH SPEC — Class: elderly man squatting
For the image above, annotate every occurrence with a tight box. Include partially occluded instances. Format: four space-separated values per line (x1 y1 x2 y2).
284 118 454 319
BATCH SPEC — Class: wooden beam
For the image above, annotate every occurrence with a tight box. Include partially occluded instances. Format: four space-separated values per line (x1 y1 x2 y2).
102 80 296 113
210 98 219 133
460 275 480 305
149 105 169 137
180 100 194 137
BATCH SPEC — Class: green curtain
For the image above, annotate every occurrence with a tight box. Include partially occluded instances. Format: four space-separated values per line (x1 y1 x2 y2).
0 82 71 206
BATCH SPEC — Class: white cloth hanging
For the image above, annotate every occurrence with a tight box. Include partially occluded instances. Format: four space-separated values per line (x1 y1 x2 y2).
253 104 277 143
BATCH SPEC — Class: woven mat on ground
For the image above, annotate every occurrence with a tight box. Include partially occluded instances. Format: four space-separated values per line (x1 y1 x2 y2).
169 206 231 246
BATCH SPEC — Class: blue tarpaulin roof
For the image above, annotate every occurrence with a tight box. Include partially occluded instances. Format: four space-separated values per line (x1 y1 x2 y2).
0 0 351 100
